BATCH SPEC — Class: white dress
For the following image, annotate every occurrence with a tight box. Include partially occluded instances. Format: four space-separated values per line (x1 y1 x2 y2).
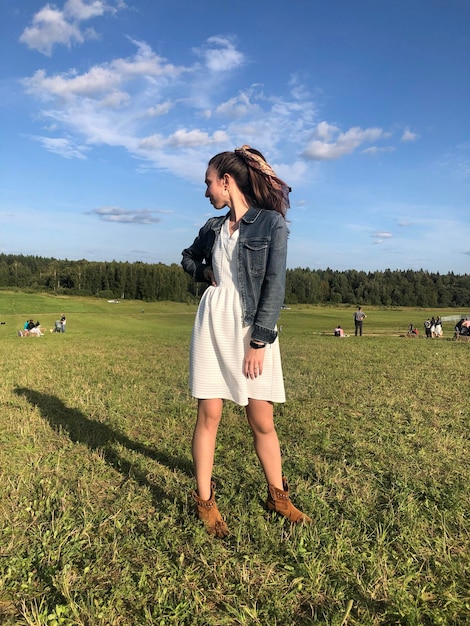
190 218 285 406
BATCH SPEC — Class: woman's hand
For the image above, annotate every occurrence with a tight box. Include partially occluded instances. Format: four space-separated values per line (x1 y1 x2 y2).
244 346 265 379
203 266 217 286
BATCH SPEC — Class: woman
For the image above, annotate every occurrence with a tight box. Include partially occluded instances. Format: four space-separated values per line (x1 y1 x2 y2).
181 145 311 537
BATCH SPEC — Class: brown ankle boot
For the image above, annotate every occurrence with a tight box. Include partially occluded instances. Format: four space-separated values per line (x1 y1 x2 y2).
266 477 312 524
191 481 229 538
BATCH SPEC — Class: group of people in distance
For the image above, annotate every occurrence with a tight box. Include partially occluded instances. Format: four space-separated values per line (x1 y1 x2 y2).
18 313 66 337
18 319 44 337
333 306 367 337
424 316 443 338
334 315 469 341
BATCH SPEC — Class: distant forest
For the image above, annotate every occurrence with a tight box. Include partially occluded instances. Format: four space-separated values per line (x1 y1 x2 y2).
1 254 469 307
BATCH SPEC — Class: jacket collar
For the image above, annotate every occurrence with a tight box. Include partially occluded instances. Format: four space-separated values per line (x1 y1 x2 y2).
241 206 263 224
212 207 262 230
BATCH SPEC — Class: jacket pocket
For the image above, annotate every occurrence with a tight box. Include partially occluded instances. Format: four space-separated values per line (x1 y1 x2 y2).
243 238 269 275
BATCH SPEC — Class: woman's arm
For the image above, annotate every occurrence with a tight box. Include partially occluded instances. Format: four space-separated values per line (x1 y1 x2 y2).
251 215 288 344
181 225 212 283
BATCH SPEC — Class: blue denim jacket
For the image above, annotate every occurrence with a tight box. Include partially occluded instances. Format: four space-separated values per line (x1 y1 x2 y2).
181 207 287 344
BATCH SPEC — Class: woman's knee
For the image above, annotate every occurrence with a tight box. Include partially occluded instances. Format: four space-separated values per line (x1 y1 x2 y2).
246 400 275 435
197 399 222 429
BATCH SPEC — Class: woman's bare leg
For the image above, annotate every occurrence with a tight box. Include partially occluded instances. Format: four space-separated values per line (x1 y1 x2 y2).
245 398 283 490
192 398 223 500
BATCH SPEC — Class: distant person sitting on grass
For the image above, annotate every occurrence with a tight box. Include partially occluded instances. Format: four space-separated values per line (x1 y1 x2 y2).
19 321 43 337
20 319 36 336
24 319 35 332
29 322 44 336
455 318 470 336
334 325 344 337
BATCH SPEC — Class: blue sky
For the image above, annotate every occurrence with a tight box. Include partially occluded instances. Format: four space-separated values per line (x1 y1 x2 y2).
1 0 469 274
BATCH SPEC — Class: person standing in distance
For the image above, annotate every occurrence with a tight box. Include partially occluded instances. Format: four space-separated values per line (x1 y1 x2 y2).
353 306 367 336
182 145 311 537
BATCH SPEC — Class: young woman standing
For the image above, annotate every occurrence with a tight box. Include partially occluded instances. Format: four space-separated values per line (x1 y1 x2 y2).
182 146 311 537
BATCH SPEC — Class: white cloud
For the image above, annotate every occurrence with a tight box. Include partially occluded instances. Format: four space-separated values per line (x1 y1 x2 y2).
138 134 165 150
19 0 124 56
100 91 130 109
22 41 183 102
65 0 118 21
23 67 120 100
401 127 419 142
18 36 317 184
20 5 84 56
145 102 173 118
302 122 389 160
194 36 245 72
213 86 317 160
166 129 229 148
20 36 320 183
215 91 262 119
273 160 309 186
315 121 339 141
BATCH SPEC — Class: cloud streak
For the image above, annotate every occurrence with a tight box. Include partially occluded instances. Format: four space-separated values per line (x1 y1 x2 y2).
90 206 170 224
371 231 393 245
29 135 88 159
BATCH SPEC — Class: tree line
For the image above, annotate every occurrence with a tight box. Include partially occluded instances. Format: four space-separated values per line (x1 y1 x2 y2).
1 254 469 307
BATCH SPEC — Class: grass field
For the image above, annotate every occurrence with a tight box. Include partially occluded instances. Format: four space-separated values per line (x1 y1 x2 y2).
0 292 469 625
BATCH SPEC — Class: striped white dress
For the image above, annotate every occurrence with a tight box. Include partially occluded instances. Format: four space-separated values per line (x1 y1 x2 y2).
190 217 285 406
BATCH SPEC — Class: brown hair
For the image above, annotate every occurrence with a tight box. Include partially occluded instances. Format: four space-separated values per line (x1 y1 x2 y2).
208 146 290 218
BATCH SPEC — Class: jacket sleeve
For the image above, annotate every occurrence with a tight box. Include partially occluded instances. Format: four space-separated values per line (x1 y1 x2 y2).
181 225 211 283
251 215 288 344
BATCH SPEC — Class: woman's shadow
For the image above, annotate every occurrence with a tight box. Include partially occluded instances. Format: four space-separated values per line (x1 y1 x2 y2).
14 387 193 508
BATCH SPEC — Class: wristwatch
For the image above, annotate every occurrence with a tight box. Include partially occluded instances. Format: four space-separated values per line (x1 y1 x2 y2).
250 340 266 349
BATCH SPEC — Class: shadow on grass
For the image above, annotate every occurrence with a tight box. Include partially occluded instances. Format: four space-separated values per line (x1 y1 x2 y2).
14 387 193 509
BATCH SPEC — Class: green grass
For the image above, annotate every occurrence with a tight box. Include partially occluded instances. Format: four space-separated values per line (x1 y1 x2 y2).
0 292 469 625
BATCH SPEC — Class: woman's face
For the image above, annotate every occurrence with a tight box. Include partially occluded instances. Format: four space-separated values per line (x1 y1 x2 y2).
204 167 227 210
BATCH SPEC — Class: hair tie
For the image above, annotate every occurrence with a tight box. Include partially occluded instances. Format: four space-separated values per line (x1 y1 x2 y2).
235 145 290 209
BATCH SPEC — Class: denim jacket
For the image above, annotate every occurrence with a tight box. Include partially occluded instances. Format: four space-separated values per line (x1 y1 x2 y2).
181 207 287 344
